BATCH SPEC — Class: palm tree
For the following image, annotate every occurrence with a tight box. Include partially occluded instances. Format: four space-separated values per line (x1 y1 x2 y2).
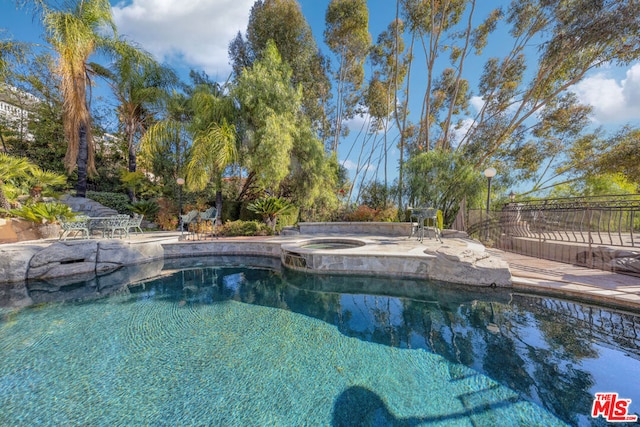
185 84 238 224
42 0 116 197
0 153 34 211
140 83 237 224
94 40 177 201
247 196 296 232
26 167 67 201
139 90 192 189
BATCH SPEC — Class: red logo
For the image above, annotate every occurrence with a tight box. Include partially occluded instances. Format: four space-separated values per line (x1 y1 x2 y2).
591 393 638 422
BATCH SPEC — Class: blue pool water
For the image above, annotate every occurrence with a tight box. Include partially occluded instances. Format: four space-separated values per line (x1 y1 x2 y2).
1 256 639 426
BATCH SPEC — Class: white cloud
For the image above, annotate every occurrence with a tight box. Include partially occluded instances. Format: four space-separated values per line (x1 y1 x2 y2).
112 0 254 77
344 111 371 132
449 118 476 148
573 64 640 124
340 159 376 172
470 96 484 113
340 159 358 171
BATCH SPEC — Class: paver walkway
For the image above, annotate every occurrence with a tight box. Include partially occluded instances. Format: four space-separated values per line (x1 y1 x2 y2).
491 249 640 310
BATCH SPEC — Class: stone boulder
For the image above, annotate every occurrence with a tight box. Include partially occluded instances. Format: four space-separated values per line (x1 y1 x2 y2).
28 240 98 280
576 247 640 274
427 242 511 287
0 243 46 283
96 240 164 272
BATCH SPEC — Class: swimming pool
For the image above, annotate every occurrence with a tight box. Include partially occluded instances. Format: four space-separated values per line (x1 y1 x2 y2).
1 256 639 426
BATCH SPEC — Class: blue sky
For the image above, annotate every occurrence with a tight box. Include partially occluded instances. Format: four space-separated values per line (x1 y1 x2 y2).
2 0 640 194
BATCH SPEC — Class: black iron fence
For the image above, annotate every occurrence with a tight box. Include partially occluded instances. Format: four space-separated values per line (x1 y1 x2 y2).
461 194 640 274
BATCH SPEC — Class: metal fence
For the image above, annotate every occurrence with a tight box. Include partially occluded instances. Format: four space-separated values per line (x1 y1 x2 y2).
461 194 640 274
513 294 640 359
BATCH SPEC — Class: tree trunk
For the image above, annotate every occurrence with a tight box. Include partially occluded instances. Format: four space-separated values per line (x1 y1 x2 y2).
127 124 137 202
215 189 223 226
0 131 8 154
76 123 88 198
0 187 11 211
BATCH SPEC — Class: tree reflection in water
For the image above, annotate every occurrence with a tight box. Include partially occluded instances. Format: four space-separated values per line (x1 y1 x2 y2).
5 257 639 426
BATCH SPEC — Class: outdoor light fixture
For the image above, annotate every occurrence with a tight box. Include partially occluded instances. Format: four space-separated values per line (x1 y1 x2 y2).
483 167 496 215
509 190 516 202
483 168 496 241
177 178 185 233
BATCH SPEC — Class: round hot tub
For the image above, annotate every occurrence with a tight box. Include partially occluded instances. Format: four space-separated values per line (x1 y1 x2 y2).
281 238 367 271
300 240 365 250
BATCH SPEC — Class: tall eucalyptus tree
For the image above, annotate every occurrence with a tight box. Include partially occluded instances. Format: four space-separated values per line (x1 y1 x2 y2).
395 0 640 196
464 0 640 175
324 0 371 154
364 18 407 205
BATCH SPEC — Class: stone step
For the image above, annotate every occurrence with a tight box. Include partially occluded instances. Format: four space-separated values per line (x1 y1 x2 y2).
59 194 119 217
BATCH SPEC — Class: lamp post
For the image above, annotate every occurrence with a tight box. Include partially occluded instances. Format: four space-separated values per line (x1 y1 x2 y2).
509 190 516 203
483 168 496 214
483 167 496 241
176 177 185 233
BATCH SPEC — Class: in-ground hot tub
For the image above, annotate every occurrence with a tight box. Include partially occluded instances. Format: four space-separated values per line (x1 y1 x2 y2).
299 240 366 250
281 238 367 271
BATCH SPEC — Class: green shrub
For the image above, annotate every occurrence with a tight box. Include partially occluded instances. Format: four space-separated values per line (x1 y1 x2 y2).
129 199 159 221
222 200 242 222
373 207 398 222
247 197 296 232
86 191 132 214
342 205 398 222
218 220 273 236
8 202 75 224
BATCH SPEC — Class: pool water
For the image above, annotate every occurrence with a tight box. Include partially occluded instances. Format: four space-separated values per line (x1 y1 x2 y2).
1 258 639 426
300 240 365 250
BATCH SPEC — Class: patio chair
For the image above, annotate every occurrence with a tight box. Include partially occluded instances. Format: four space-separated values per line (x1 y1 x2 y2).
127 213 144 234
180 210 199 238
422 208 441 242
58 215 90 240
198 207 217 238
101 214 131 239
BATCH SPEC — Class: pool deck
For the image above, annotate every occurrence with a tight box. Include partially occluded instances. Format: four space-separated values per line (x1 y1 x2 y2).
3 230 640 311
162 232 640 311
491 249 640 311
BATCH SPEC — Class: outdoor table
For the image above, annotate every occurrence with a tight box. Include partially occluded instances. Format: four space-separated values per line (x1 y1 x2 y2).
87 215 131 239
408 207 440 243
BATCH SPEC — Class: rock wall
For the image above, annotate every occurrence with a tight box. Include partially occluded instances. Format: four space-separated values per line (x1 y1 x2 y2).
0 218 59 244
1 239 164 284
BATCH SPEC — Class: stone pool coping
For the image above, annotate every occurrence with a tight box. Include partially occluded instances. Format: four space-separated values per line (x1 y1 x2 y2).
2 231 640 311
164 233 511 286
0 231 510 288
